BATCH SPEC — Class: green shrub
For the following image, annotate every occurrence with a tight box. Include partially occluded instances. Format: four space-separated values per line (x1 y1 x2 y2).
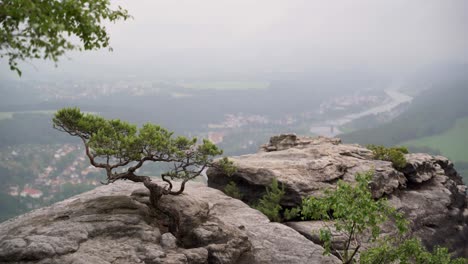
254 178 285 222
361 238 467 264
224 181 243 200
252 178 302 222
284 207 301 221
301 171 407 263
300 170 466 264
367 144 409 169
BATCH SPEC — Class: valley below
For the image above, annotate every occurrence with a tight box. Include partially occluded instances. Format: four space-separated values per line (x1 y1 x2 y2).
0 77 467 223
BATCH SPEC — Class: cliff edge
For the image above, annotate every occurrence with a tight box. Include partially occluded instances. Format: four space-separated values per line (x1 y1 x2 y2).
208 134 468 257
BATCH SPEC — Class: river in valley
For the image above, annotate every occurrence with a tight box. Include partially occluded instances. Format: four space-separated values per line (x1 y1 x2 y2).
310 89 413 137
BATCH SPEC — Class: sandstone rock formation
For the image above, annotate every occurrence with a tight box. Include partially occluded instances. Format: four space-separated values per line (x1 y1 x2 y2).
2 134 466 263
0 180 339 264
207 134 468 257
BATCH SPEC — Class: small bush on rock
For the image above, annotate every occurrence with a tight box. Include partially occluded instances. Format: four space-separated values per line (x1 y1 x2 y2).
283 207 301 221
253 178 301 222
254 178 284 222
361 238 467 264
367 144 409 169
224 181 243 200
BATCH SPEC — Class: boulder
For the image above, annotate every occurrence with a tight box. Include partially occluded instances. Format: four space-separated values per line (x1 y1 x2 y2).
285 221 349 251
207 135 468 257
392 153 468 257
183 183 339 264
208 135 406 206
0 180 339 264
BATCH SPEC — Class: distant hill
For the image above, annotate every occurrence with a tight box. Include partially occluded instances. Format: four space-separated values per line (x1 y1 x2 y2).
341 80 468 181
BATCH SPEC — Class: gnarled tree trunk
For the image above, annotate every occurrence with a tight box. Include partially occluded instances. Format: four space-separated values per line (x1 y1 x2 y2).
143 179 181 235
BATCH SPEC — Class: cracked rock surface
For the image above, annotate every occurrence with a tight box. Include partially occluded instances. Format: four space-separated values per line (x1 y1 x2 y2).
0 180 339 264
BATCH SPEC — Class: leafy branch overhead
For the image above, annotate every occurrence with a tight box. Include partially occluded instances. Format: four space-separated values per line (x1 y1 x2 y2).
52 107 235 206
0 0 131 76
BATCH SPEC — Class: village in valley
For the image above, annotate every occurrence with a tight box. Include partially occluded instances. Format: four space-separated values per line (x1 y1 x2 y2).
2 144 102 212
0 80 398 221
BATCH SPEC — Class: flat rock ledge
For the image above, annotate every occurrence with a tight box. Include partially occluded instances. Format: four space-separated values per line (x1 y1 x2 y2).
0 180 339 264
207 134 468 257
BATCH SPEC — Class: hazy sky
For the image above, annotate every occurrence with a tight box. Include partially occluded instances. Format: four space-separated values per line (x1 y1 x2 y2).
3 0 468 80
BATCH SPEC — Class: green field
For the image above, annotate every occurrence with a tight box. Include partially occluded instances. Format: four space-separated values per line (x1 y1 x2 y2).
0 110 99 121
177 81 270 90
0 112 13 120
402 117 468 181
0 110 57 120
402 117 468 162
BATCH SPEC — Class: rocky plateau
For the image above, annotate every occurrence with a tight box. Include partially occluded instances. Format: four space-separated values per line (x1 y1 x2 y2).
208 134 468 258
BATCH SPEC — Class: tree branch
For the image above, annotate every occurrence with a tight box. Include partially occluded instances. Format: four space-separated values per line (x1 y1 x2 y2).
161 173 173 191
109 159 132 169
168 178 189 195
345 221 356 255
82 139 107 169
345 245 360 264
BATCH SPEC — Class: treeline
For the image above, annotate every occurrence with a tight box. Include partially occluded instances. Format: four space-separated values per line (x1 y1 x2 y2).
341 80 468 146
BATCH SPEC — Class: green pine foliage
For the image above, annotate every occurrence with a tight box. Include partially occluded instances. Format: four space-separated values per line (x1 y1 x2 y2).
53 107 224 170
254 178 284 222
221 176 299 221
219 157 237 177
224 181 243 200
283 207 301 221
52 107 236 199
367 145 409 169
